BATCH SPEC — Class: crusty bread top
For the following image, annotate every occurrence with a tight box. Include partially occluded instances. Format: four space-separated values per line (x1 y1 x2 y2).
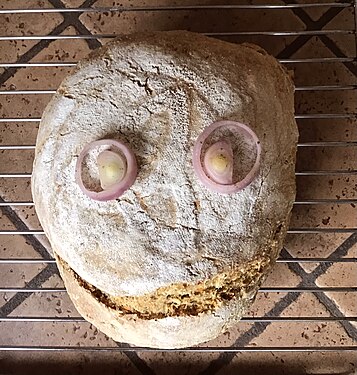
32 31 297 297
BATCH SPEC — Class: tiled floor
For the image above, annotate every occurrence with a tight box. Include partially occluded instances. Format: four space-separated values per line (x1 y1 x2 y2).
0 1 356 374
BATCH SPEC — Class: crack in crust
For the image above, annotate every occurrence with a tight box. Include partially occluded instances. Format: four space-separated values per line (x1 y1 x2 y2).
57 251 275 320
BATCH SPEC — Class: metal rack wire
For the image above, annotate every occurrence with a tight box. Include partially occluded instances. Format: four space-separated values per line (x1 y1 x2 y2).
0 1 356 360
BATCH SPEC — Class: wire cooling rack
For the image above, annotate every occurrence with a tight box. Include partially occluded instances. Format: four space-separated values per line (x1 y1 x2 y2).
0 1 356 365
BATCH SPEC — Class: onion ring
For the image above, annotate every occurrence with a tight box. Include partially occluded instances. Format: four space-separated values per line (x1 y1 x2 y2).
75 139 137 201
192 120 261 194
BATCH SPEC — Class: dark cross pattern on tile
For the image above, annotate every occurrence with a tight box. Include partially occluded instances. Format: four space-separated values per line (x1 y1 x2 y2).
0 1 157 374
285 0 357 76
0 0 101 87
276 2 349 60
319 33 357 76
0 263 58 317
199 234 357 375
0 1 356 374
0 197 52 260
0 0 102 313
0 198 59 317
199 3 357 373
282 247 357 342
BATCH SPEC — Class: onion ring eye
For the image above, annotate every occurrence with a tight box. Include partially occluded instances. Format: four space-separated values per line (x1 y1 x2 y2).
75 139 137 201
192 121 261 194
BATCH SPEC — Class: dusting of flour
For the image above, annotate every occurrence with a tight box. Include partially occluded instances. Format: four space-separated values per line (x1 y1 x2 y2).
32 32 297 297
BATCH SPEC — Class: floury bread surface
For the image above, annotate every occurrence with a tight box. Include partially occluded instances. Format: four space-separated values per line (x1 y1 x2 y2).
32 31 298 348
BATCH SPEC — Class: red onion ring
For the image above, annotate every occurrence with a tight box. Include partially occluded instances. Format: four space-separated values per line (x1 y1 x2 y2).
192 120 261 194
75 139 137 201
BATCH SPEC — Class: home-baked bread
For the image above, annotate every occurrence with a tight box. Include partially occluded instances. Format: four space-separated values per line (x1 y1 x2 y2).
32 31 298 348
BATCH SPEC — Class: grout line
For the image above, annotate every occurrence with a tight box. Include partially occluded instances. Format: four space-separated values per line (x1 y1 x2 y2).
282 249 357 341
319 34 357 77
116 342 157 375
198 292 302 375
199 2 356 370
313 291 357 341
311 233 357 278
71 19 102 50
282 241 357 341
47 0 102 50
0 4 353 14
0 21 70 87
276 5 345 59
0 0 354 371
201 233 356 374
284 0 357 77
0 0 99 88
0 263 58 317
0 196 51 259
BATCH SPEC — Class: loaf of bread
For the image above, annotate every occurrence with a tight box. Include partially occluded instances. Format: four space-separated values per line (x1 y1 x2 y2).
32 31 298 348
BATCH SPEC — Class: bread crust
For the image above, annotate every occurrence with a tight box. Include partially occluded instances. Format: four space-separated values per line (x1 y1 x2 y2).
32 31 298 348
56 252 256 348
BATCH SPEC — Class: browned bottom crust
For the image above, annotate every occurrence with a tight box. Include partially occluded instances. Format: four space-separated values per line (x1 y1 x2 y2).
55 253 269 348
54 218 287 348
60 255 271 319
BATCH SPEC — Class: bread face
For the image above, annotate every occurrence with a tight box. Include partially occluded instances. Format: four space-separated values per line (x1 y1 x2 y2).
32 31 298 348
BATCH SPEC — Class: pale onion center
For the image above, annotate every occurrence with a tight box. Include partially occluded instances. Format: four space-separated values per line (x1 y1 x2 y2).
97 150 126 190
203 140 234 185
209 153 231 174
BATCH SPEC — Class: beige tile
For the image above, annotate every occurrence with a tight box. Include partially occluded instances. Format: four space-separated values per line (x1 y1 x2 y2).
0 351 142 375
0 232 44 259
3 272 114 347
216 351 356 375
316 261 357 288
0 2 63 36
0 292 16 309
0 149 35 174
0 67 72 91
290 204 357 230
296 90 357 117
290 38 357 86
284 233 354 273
0 0 55 10
263 263 302 287
280 292 332 318
0 263 46 288
247 292 290 318
1 319 114 347
11 284 81 319
250 320 356 348
139 351 220 375
0 93 52 119
0 124 40 148
348 240 357 258
315 244 357 328
0 1 63 63
221 292 346 351
31 25 96 63
80 0 305 57
319 291 357 329
298 119 357 143
1 25 93 92
296 176 357 200
325 7 356 57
